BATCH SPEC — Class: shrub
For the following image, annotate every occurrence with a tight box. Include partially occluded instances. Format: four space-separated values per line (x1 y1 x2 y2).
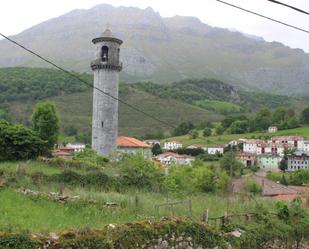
245 179 262 195
0 233 39 249
118 153 164 191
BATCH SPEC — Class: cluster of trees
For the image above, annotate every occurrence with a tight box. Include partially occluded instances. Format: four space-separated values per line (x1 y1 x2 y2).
222 106 309 134
172 121 215 138
0 101 59 160
0 68 89 103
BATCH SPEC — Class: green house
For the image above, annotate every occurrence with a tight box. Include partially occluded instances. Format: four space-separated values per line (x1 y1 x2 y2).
257 154 282 171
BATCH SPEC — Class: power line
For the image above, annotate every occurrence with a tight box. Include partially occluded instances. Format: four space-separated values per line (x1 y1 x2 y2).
216 0 309 34
0 32 176 129
267 0 309 16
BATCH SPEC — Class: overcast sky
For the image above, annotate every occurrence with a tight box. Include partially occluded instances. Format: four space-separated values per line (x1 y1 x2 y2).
1 0 309 52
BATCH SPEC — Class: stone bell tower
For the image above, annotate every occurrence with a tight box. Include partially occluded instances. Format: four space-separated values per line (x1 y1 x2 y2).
91 28 123 156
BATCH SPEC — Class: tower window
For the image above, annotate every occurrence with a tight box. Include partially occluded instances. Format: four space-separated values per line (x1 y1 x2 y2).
101 46 109 62
101 121 104 128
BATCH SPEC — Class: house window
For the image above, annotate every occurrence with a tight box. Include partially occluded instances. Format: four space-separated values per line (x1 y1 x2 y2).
101 46 109 62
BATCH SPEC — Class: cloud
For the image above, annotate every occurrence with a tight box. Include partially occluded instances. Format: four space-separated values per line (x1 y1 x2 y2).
0 0 309 52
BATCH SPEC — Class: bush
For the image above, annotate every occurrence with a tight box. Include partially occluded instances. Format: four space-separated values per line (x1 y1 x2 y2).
0 120 46 161
165 164 230 193
72 148 109 166
118 154 164 191
0 233 39 249
245 179 262 194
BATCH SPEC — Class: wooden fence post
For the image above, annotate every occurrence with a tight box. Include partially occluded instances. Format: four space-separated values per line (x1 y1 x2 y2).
188 199 193 218
135 192 139 208
202 209 209 223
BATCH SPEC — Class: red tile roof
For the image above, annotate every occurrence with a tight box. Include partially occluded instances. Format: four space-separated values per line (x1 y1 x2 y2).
117 136 150 148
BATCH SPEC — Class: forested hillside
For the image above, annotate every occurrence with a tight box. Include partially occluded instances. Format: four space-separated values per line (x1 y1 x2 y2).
0 67 306 137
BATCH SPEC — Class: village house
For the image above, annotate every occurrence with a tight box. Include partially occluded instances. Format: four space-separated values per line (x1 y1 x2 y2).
207 145 225 155
297 140 309 152
163 141 182 150
154 152 194 166
243 139 263 154
287 151 309 171
257 154 282 171
271 136 304 148
66 142 86 152
237 152 256 167
268 126 278 133
256 143 289 157
143 140 160 147
117 136 152 159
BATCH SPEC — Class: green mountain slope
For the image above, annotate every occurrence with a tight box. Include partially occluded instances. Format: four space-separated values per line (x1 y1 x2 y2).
0 4 309 95
1 67 306 137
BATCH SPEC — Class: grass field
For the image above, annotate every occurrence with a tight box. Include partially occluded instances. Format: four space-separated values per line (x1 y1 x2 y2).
162 126 309 147
0 161 277 232
0 187 276 232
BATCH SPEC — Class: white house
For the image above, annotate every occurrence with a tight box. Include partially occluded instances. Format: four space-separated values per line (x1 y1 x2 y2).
66 142 86 153
154 152 194 166
268 126 278 133
163 141 182 150
297 140 309 152
207 145 224 155
243 139 263 154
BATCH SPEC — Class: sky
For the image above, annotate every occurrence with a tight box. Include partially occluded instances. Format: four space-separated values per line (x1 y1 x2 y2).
1 0 309 52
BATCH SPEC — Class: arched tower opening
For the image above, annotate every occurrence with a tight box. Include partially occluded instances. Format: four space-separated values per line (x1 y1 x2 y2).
101 46 109 62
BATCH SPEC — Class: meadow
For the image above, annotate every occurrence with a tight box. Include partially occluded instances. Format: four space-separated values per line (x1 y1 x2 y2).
0 160 276 232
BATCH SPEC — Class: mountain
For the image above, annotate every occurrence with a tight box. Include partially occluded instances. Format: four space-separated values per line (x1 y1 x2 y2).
0 68 305 137
0 4 309 96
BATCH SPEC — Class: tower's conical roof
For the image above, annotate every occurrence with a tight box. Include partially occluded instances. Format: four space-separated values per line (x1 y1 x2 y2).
92 28 123 45
101 28 112 38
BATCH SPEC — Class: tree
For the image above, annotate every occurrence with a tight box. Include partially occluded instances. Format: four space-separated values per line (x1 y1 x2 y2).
172 121 195 136
300 106 309 124
230 120 249 134
279 158 288 172
250 107 272 131
272 107 287 125
215 125 224 135
219 151 243 176
64 125 78 136
189 129 199 139
119 153 164 191
151 143 162 156
0 120 45 160
32 102 59 152
203 128 212 137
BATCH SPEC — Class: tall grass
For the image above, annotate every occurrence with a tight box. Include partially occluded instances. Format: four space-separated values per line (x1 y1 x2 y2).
0 187 276 232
